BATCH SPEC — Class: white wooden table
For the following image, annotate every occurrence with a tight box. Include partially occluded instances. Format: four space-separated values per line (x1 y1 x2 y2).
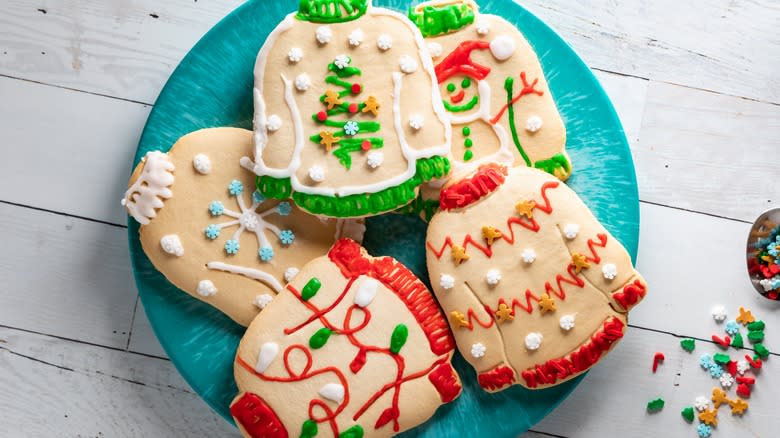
1 1 778 437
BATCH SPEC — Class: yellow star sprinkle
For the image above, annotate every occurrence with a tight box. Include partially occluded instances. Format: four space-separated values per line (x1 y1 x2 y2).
319 131 339 151
729 398 748 415
538 293 556 314
482 226 503 245
495 303 514 323
571 253 591 273
361 95 379 116
736 306 755 325
451 245 469 265
711 387 729 408
450 311 469 328
698 408 718 426
514 200 536 218
323 89 342 110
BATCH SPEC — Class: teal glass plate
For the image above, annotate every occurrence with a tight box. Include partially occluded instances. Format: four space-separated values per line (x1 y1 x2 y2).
127 1 639 436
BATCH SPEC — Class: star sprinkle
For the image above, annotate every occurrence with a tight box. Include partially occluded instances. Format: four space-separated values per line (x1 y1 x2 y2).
482 226 503 245
698 408 718 426
451 245 469 265
514 199 536 218
729 398 749 415
538 293 556 314
571 253 591 273
736 306 755 325
323 89 342 109
361 95 379 116
450 311 469 328
319 131 339 151
495 303 514 323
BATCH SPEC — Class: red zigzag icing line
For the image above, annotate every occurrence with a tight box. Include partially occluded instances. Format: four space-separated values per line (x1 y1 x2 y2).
230 392 289 438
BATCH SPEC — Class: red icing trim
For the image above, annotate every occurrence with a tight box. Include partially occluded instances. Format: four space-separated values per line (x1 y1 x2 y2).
612 279 646 311
490 72 544 125
230 392 289 438
434 40 492 83
521 317 626 388
439 163 508 211
477 365 516 391
427 362 462 402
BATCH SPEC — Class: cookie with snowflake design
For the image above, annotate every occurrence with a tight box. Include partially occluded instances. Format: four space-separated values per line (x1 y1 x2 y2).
241 0 452 218
425 164 646 390
231 238 461 438
122 128 365 326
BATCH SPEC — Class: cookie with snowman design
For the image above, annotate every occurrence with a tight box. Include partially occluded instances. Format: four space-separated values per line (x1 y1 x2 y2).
122 128 364 326
425 164 646 391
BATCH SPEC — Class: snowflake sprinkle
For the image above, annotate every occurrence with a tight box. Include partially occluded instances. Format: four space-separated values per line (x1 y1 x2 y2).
277 201 292 216
470 343 486 358
697 424 712 438
334 54 350 69
699 354 713 369
259 246 274 262
254 293 273 309
279 230 295 245
225 239 240 255
344 120 359 136
694 396 711 412
736 359 750 375
708 363 723 378
228 180 244 196
725 320 740 335
209 200 225 216
204 224 220 240
521 248 537 264
719 372 734 388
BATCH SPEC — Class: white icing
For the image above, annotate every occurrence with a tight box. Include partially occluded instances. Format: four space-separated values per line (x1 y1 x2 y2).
525 115 543 133
196 280 217 297
694 396 711 412
563 223 580 239
354 277 379 307
309 165 325 182
160 235 184 257
287 47 303 63
208 186 288 256
294 73 311 91
440 274 455 290
719 372 734 388
485 269 501 285
254 293 274 309
366 151 384 169
206 261 283 293
525 332 543 350
470 342 486 358
377 34 393 51
736 360 749 375
121 151 174 225
602 263 618 280
409 114 424 130
315 25 332 44
283 267 299 282
475 19 490 35
399 55 418 74
255 342 279 373
711 305 727 322
489 35 516 61
267 114 282 132
192 154 211 174
559 314 576 331
334 54 350 70
335 219 366 243
521 248 536 264
318 383 345 404
427 42 442 58
348 28 364 47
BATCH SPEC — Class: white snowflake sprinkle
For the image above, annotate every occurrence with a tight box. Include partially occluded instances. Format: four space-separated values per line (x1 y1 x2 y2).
409 114 424 130
563 223 579 239
348 28 364 47
712 305 727 323
440 274 455 290
694 396 711 412
196 280 217 297
525 332 543 350
254 293 273 309
719 372 734 388
602 263 618 280
399 55 418 74
736 360 749 375
486 269 501 285
366 151 384 169
521 248 536 264
315 26 332 44
283 267 299 282
559 314 576 331
287 47 303 63
295 73 311 91
344 120 359 136
470 343 487 358
427 42 443 58
377 34 393 51
334 54 350 69
526 115 543 133
475 19 490 35
309 165 325 183
267 114 282 132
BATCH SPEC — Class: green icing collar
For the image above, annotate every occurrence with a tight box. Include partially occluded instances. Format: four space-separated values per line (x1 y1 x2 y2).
296 0 369 23
408 1 477 37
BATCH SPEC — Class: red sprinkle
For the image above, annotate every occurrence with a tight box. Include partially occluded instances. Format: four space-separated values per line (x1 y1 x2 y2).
361 140 371 151
712 334 731 348
736 383 751 398
745 355 763 369
727 360 737 376
736 376 755 385
351 83 362 94
652 352 665 373
348 103 359 113
316 111 328 122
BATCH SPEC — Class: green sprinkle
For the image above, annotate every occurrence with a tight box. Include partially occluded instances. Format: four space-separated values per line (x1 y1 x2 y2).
747 320 765 331
462 126 471 136
754 343 769 358
681 406 695 422
390 324 409 354
464 138 473 148
680 338 696 352
461 78 471 88
300 419 318 438
713 353 731 365
647 398 665 412
463 150 473 161
447 83 456 93
747 330 764 343
731 332 744 349
339 425 364 438
301 278 322 301
309 327 332 349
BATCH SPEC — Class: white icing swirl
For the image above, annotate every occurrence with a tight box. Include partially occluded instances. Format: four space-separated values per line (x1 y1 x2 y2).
254 293 274 309
283 267 299 282
196 280 217 297
294 73 311 91
525 115 543 133
267 114 282 132
315 25 332 44
377 34 393 51
366 151 384 169
485 269 501 285
521 248 536 264
192 154 211 174
563 223 579 240
470 343 486 358
348 28 364 47
602 263 618 280
309 165 325 183
287 47 303 63
409 114 424 130
525 332 543 350
399 55 418 74
160 234 184 257
440 274 455 290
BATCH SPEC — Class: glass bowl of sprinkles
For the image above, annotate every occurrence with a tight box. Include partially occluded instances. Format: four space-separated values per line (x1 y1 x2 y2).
747 208 780 300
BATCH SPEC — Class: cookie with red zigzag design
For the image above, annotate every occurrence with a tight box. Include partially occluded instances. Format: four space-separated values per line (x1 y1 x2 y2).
231 238 461 438
425 164 647 391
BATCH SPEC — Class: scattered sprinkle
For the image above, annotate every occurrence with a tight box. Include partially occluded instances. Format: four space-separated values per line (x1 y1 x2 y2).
680 338 696 352
646 398 665 412
681 406 695 422
652 352 665 373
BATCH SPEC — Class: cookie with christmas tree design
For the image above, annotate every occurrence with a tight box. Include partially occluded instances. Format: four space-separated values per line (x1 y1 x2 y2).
122 128 364 326
231 238 461 438
241 0 452 218
425 164 646 391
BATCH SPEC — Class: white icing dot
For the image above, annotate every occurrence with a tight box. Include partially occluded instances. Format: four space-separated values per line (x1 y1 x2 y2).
334 54 350 69
366 151 384 169
283 267 299 282
525 332 543 350
318 383 345 404
192 154 211 174
309 165 325 183
348 28 364 47
160 235 184 257
354 277 379 308
485 269 501 285
694 396 711 412
267 114 282 132
440 274 455 290
563 223 580 240
409 114 424 130
475 19 490 35
602 263 618 280
399 55 418 74
377 34 393 51
711 305 727 323
470 342 486 358
489 35 516 61
295 73 311 91
196 280 217 297
287 47 303 63
427 42 443 58
559 314 576 331
254 293 274 309
255 342 279 373
521 248 536 264
315 25 332 44
525 115 543 133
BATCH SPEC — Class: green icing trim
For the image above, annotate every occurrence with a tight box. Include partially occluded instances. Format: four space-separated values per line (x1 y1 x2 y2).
534 153 572 178
408 2 476 37
503 77 532 167
389 324 408 354
338 425 364 438
309 327 332 349
443 95 479 112
395 195 439 222
300 419 318 438
301 277 322 301
257 175 292 200
296 0 368 24
463 149 473 161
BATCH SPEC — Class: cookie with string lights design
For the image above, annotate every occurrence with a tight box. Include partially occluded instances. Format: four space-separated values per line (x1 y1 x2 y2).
122 128 364 326
425 164 647 391
231 238 461 437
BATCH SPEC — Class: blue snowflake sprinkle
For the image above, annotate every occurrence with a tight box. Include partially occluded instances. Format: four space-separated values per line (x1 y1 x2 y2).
279 230 295 245
708 363 723 378
344 120 359 136
699 354 712 369
252 190 265 204
259 246 274 261
204 224 220 240
725 320 740 335
209 201 225 216
228 180 244 196
277 201 292 216
225 239 240 255
697 424 712 438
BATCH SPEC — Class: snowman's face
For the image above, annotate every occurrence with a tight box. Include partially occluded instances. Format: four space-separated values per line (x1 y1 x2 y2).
441 74 480 116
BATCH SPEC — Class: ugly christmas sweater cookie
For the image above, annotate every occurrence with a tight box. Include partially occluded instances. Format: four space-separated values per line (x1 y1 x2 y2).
121 128 364 326
425 164 646 391
242 0 452 218
231 238 461 438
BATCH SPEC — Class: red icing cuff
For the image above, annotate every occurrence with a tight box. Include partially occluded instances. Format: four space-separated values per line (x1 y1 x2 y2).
612 279 647 311
477 364 516 391
428 362 462 402
439 164 508 211
231 392 289 438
